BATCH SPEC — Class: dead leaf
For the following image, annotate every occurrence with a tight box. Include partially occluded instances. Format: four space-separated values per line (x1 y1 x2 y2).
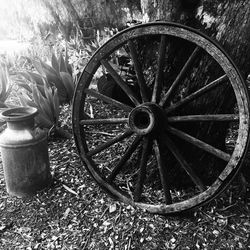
62 184 78 196
63 208 71 219
109 203 117 213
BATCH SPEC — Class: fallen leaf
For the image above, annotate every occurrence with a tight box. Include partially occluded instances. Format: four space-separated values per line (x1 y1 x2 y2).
0 225 6 232
103 221 111 226
63 208 71 219
109 203 117 213
108 237 114 248
212 230 220 236
62 184 78 196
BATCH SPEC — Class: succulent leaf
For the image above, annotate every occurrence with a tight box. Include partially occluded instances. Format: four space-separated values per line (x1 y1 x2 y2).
32 60 45 76
59 53 67 73
0 66 12 103
60 72 75 101
51 52 60 74
65 47 72 75
20 71 44 86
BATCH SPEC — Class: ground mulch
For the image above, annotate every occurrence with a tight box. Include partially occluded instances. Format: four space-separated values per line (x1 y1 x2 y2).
0 106 249 250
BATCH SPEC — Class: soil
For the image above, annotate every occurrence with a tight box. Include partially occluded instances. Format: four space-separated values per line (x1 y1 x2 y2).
0 105 249 250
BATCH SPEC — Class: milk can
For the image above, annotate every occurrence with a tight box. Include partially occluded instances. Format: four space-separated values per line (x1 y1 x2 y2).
0 107 51 197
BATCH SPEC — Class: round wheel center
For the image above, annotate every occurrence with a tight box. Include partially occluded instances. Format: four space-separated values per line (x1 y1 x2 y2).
129 104 163 135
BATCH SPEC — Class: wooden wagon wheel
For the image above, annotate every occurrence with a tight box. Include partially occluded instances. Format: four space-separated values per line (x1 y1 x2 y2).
72 22 250 214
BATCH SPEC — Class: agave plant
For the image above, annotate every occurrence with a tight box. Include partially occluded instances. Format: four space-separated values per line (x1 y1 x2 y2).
19 50 75 105
51 49 73 76
19 77 59 127
19 77 71 139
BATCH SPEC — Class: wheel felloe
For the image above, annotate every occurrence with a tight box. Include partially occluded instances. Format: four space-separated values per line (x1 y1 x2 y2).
73 22 250 214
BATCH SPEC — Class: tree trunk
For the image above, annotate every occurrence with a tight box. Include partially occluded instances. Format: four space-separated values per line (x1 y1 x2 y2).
141 0 250 77
140 0 250 182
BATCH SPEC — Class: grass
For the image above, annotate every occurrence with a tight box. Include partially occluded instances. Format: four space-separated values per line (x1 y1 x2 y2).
0 105 249 250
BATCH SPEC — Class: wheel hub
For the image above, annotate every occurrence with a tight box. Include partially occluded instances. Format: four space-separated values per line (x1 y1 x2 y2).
129 103 164 135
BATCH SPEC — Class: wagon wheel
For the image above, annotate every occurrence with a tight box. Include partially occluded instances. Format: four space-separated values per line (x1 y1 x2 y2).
72 22 249 214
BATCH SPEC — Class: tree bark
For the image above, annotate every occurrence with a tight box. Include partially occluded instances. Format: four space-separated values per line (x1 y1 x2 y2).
140 0 250 182
141 0 250 77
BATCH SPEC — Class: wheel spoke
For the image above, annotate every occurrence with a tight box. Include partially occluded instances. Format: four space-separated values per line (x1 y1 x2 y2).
87 129 133 157
153 139 172 204
80 117 128 125
127 40 149 102
82 113 91 119
107 135 142 182
165 74 228 113
168 114 239 123
160 46 201 106
167 126 231 162
101 59 140 106
84 89 132 112
151 35 167 103
134 137 151 202
163 134 206 191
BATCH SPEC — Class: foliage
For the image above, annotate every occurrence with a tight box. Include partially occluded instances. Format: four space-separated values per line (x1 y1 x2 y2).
67 38 98 78
19 51 75 105
0 37 53 74
0 63 12 108
18 72 72 139
67 28 116 78
19 78 59 130
83 40 101 58
0 0 136 41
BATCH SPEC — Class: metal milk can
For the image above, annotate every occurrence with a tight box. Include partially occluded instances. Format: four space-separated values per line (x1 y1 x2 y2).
0 107 51 197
